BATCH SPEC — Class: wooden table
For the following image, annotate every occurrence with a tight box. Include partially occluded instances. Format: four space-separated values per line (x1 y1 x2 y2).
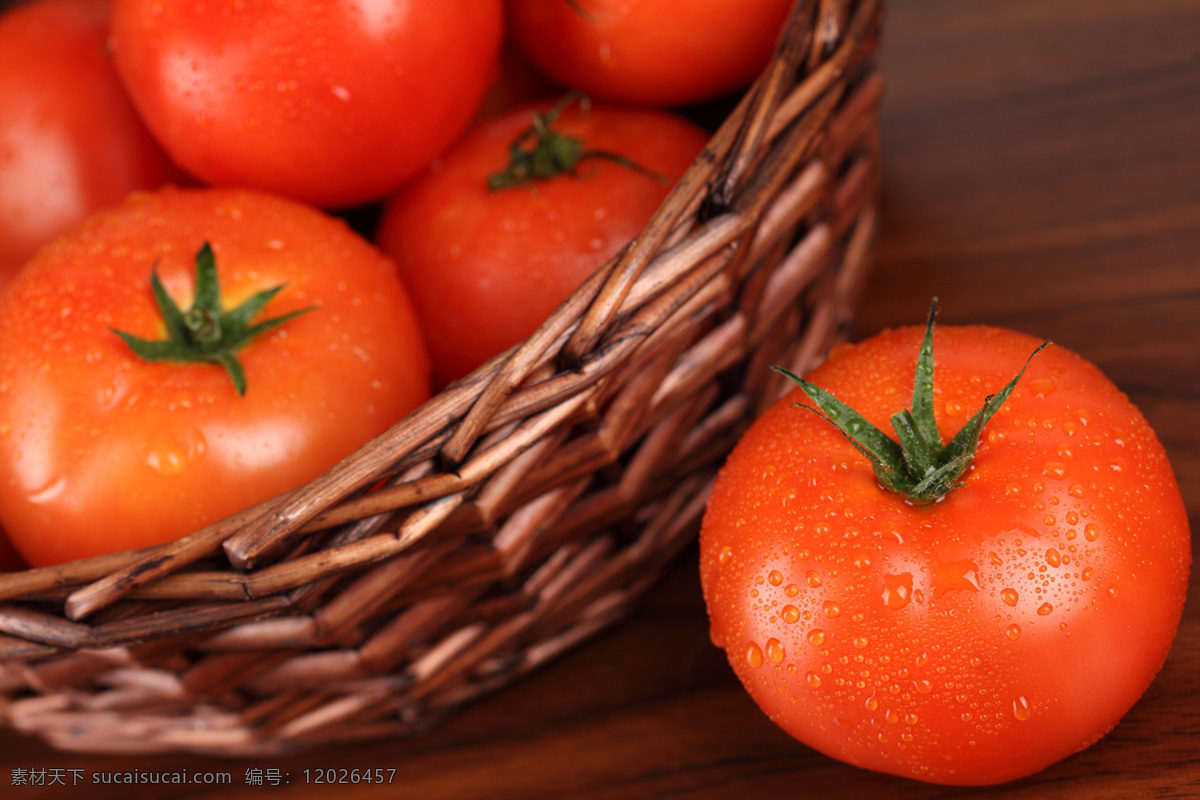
4 0 1199 796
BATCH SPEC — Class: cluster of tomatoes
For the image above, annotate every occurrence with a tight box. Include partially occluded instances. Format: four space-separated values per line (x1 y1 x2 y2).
0 0 793 567
1 0 1189 790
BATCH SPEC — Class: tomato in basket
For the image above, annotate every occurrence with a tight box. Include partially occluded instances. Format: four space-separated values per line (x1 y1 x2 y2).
0 186 431 567
699 306 1190 784
506 0 795 106
0 0 179 288
375 95 710 386
107 0 503 209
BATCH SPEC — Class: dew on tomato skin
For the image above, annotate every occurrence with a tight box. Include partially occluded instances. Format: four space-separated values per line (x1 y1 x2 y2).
823 601 841 619
1006 624 1022 640
1037 602 1054 616
1084 524 1101 542
1000 588 1019 607
1045 548 1062 568
806 672 823 689
882 573 913 610
782 605 801 624
766 638 786 665
1042 462 1068 480
768 570 783 586
1082 567 1094 581
806 570 823 587
808 629 826 646
1013 696 1033 721
746 642 764 669
709 624 726 649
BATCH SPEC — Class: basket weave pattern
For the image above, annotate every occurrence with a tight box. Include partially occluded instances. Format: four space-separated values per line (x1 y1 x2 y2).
0 0 883 755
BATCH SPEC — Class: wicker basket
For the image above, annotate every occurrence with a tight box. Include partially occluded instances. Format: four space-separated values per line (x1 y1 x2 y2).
0 0 883 756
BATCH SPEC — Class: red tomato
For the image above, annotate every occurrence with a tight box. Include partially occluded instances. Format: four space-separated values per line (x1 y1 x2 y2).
506 0 794 106
700 319 1190 784
0 186 431 567
108 0 503 208
376 99 710 385
0 528 25 572
0 0 179 287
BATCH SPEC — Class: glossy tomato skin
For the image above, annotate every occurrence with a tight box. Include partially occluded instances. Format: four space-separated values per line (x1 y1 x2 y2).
700 325 1190 785
375 101 709 386
108 0 503 208
0 0 179 287
506 0 793 106
0 186 431 567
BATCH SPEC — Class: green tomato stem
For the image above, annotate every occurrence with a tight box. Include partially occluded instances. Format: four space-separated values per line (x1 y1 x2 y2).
773 299 1049 504
111 242 314 397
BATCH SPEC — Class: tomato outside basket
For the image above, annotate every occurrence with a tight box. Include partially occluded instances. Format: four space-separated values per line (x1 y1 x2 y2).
0 0 884 755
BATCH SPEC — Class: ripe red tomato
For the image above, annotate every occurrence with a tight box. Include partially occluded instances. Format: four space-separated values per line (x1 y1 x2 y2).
506 0 794 106
0 186 431 567
108 0 503 209
375 98 710 386
0 528 24 572
700 317 1190 785
0 0 179 287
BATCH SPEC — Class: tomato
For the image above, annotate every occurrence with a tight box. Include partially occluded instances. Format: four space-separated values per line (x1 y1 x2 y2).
506 0 794 106
0 528 24 572
108 0 503 209
0 186 431 567
699 313 1191 785
375 98 710 386
0 0 179 288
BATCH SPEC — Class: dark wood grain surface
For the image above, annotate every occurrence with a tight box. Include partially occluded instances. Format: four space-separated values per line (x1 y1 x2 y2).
4 0 1200 797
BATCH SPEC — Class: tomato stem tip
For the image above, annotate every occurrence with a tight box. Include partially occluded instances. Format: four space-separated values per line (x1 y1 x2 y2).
111 242 315 396
772 299 1050 504
487 91 670 191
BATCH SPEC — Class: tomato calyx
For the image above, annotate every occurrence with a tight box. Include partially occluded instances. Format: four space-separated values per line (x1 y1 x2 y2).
487 92 670 190
112 242 314 396
773 300 1050 504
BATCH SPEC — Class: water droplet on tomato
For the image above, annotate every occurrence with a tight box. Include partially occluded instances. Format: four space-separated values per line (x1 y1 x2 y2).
1108 586 1119 599
933 560 980 593
1028 377 1057 398
1042 462 1068 480
1085 524 1100 542
808 629 826 646
145 429 206 477
1006 624 1022 640
1013 696 1032 721
945 399 965 417
1001 588 1019 607
709 624 726 649
1069 484 1086 498
806 672 822 689
882 573 913 610
806 570 823 588
915 679 933 694
1045 548 1061 568
853 636 869 649
1082 567 1094 581
718 546 733 566
768 570 783 586
766 638 786 665
782 605 801 624
1066 510 1080 525
823 601 841 618
1037 602 1054 616
865 694 879 711
746 642 764 669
